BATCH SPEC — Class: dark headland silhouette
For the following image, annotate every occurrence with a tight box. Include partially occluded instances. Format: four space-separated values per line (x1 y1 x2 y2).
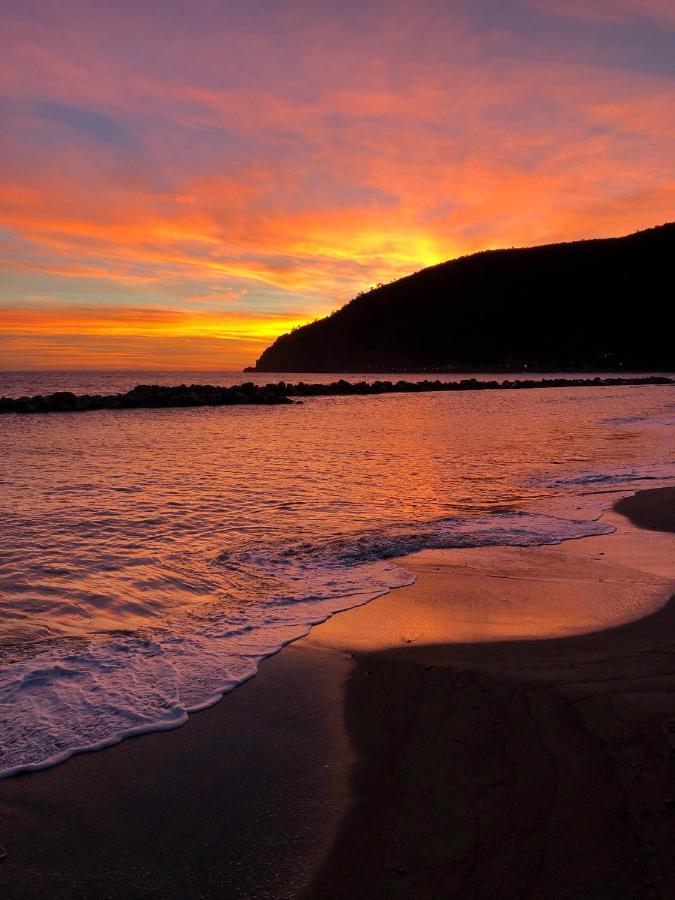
247 223 675 372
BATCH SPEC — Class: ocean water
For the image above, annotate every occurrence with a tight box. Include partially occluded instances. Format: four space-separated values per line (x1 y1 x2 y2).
0 368 666 398
0 371 673 777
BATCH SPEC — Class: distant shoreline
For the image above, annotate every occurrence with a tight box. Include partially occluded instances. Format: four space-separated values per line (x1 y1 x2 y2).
245 365 675 374
1 374 672 415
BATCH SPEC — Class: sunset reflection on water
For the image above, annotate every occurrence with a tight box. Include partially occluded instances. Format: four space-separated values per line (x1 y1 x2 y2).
0 382 673 775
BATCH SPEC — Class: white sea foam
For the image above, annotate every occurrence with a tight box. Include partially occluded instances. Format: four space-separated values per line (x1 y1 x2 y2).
531 461 675 490
0 509 612 777
1 380 673 778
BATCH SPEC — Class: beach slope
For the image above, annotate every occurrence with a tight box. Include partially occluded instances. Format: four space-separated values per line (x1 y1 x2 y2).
0 487 673 898
308 486 675 898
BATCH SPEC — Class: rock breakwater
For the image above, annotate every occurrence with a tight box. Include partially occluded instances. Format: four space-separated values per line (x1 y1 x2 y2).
0 376 671 415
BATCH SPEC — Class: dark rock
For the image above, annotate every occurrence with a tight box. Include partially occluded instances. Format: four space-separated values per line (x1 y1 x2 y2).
0 376 670 416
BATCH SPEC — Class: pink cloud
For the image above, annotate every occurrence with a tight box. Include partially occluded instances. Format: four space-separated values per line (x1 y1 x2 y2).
524 0 675 28
0 1 673 367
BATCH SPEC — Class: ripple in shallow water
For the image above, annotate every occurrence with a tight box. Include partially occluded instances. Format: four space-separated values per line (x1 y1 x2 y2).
0 381 673 775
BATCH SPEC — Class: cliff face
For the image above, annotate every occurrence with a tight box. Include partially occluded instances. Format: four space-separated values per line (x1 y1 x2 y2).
249 224 675 372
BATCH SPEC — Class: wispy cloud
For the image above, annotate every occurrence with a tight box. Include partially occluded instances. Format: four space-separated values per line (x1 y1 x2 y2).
0 305 312 369
523 0 675 28
1 1 673 367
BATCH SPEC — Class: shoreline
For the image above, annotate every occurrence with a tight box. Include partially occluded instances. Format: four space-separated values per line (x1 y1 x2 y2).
0 492 637 783
307 485 675 897
0 486 673 897
0 642 355 899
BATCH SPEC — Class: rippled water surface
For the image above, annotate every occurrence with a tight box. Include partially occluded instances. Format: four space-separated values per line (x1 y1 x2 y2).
1 372 673 776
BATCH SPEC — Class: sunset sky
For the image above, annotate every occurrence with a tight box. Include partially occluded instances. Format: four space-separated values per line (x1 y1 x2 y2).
1 0 674 370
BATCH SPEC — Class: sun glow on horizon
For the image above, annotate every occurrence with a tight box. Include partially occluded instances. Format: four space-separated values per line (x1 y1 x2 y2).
1 0 674 369
0 307 316 370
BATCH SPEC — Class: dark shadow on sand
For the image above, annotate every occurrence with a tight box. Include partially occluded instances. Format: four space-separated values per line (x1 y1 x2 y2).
308 487 675 898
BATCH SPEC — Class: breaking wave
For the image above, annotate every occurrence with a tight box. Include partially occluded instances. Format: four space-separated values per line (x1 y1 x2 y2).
0 508 612 778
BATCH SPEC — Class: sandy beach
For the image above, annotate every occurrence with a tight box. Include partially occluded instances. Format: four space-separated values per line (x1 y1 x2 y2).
1 486 674 898
4 3 674 897
308 486 675 898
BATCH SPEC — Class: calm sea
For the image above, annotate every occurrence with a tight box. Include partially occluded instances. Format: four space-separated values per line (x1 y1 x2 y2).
1 370 673 776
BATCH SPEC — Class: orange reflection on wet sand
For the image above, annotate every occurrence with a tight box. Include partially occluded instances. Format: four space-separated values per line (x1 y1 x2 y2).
306 510 675 650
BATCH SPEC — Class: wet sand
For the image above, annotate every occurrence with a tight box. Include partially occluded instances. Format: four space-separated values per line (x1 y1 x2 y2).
308 486 675 898
1 486 673 898
0 645 354 899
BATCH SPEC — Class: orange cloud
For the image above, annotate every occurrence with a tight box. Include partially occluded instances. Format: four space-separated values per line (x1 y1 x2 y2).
1 1 674 369
0 306 312 370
